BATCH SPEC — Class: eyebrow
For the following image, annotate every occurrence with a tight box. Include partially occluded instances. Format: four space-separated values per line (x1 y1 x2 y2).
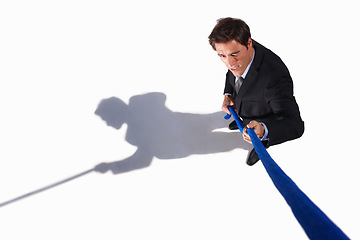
218 50 241 57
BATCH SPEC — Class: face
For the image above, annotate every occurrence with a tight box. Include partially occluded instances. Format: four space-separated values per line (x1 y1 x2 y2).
215 38 254 77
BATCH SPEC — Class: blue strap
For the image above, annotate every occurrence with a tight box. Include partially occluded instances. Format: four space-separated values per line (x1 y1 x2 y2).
224 110 244 133
226 106 349 239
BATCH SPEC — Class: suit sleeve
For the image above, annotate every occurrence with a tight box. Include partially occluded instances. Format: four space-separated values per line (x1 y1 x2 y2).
263 72 304 146
223 71 234 95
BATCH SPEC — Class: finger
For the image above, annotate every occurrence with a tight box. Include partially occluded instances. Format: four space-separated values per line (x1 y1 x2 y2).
243 134 252 144
243 134 248 141
243 126 248 134
243 132 250 141
247 120 258 129
221 106 231 115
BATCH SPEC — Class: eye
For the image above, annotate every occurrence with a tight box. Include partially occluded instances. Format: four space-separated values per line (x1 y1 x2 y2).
230 51 240 57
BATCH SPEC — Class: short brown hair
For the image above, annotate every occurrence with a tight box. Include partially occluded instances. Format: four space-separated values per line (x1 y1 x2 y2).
208 17 251 51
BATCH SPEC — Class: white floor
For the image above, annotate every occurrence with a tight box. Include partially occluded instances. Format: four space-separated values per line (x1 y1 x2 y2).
1 1 359 239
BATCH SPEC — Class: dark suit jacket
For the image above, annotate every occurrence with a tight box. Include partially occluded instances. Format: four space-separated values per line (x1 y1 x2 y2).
224 40 304 146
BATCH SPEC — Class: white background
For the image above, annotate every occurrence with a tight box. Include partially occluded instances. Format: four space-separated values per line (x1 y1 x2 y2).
0 0 359 239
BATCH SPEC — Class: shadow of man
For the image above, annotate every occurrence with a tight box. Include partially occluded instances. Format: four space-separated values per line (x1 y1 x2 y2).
94 92 250 174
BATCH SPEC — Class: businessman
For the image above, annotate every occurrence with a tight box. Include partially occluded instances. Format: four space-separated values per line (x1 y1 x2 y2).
208 17 304 166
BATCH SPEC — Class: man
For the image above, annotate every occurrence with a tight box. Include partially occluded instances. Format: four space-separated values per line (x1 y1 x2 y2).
208 17 304 166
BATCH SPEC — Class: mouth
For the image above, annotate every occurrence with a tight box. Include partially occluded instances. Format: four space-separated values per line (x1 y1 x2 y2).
230 66 239 71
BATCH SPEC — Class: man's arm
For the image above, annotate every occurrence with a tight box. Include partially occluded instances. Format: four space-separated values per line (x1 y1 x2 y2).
243 120 265 143
222 94 236 115
263 75 304 146
222 71 236 115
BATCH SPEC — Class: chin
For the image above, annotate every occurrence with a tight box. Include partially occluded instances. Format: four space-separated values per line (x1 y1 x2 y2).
231 71 241 77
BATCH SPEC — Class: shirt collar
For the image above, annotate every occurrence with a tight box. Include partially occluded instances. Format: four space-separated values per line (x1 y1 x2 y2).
241 49 255 79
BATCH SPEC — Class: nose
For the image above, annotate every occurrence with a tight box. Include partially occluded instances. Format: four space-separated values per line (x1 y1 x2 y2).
225 57 237 68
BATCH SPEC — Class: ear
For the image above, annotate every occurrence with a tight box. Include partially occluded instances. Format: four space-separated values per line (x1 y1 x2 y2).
247 38 252 48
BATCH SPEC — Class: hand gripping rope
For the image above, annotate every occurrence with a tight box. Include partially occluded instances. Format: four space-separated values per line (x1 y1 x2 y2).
225 106 349 240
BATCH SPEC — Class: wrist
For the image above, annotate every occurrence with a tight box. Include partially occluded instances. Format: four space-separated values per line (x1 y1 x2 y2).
259 122 269 141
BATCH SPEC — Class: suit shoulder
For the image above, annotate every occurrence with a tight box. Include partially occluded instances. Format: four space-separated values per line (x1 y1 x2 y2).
254 41 292 87
261 48 289 75
225 70 235 82
254 41 288 70
226 69 234 77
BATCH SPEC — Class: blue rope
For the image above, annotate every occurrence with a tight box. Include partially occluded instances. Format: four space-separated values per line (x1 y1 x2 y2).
226 106 349 239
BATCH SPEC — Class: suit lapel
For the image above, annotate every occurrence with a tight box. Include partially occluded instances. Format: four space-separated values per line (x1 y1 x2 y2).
229 73 236 90
237 67 257 98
